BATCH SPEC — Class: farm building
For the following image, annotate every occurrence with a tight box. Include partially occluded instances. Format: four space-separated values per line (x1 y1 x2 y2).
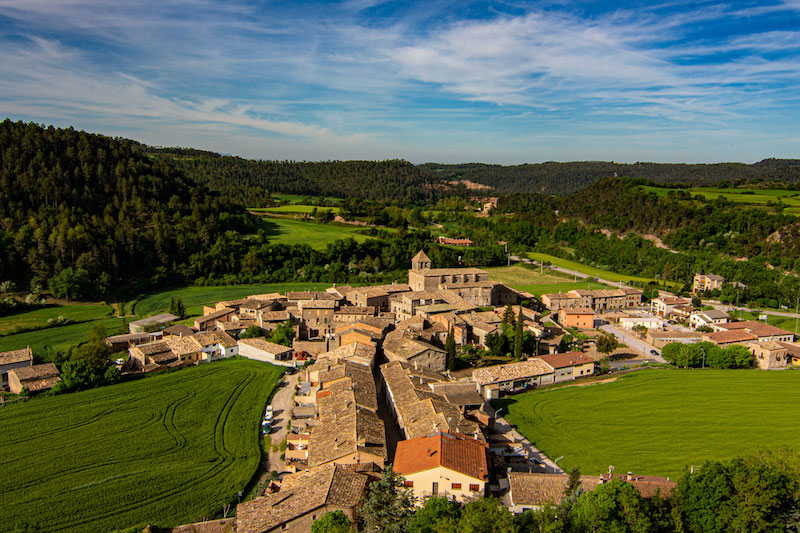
8 363 61 394
238 337 294 365
1 347 33 390
128 313 179 333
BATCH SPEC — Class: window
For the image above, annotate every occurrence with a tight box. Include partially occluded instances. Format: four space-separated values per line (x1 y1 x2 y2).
469 484 480 492
404 481 414 488
451 483 462 490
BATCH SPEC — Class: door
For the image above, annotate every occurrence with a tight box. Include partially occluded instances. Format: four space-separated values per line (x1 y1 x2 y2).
432 482 439 496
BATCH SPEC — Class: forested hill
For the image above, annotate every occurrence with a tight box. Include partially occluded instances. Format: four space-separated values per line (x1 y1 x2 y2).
0 120 253 297
420 160 800 195
146 147 438 206
558 178 800 266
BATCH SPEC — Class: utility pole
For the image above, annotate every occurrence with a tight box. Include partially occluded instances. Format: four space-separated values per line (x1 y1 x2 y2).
795 296 799 337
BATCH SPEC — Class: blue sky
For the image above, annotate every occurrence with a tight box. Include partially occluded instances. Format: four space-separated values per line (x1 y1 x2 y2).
1 0 799 163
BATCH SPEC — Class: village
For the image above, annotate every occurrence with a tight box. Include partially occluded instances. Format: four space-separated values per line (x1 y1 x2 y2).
2 253 800 532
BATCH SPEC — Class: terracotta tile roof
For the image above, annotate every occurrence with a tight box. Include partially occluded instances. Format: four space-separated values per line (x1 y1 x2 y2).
704 330 758 344
300 300 337 310
308 388 386 467
428 382 484 407
472 360 553 386
380 361 483 441
318 342 376 364
394 432 489 481
719 320 793 338
258 310 290 322
560 307 595 315
236 464 368 533
318 361 378 411
384 337 445 362
8 363 59 382
195 307 235 324
165 337 202 356
238 337 293 355
134 341 174 356
600 473 677 498
192 331 237 348
509 473 600 507
536 352 594 369
0 347 33 366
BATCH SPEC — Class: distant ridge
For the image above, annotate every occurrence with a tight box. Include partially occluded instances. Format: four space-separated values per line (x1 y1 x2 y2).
419 160 800 195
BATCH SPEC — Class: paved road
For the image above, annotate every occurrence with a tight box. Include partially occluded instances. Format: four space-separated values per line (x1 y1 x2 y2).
706 300 800 321
266 372 297 479
509 255 629 288
487 404 562 474
599 324 665 363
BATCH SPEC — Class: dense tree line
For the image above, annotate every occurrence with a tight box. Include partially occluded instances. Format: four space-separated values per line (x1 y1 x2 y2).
147 147 438 206
420 160 800 195
313 453 800 532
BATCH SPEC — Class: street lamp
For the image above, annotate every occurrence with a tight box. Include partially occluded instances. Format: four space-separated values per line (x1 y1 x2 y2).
701 346 705 369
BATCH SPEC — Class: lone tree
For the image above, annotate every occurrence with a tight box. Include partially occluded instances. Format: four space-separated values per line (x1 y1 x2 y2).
360 466 414 533
595 333 619 356
311 510 353 533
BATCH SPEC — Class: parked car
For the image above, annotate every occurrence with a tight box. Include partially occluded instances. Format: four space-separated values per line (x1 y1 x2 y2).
650 349 659 356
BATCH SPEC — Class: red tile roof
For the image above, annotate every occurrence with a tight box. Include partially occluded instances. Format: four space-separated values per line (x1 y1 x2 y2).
394 431 489 481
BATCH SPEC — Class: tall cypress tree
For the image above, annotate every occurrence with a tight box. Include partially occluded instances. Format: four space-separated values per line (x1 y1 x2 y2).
514 307 524 360
445 327 456 370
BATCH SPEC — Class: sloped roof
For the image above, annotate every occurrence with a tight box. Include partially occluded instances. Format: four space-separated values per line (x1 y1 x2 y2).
472 359 553 386
238 337 293 355
236 464 368 533
0 347 33 366
129 313 179 327
394 432 489 481
193 331 237 348
509 473 600 506
536 352 594 369
719 320 793 338
704 330 758 344
12 362 59 381
412 250 431 264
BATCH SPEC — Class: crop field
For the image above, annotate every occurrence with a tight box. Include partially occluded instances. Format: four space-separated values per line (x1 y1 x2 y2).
257 217 374 249
485 265 610 296
642 186 800 214
271 194 340 204
527 252 666 286
0 358 283 532
127 282 327 317
496 369 800 478
0 316 129 358
250 205 341 214
0 303 113 336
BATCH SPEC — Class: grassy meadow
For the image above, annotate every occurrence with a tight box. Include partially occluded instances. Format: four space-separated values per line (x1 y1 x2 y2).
0 316 129 357
249 204 341 214
257 217 374 249
485 265 611 296
0 303 113 336
528 252 667 286
642 186 800 215
127 282 325 317
0 358 283 532
496 369 800 478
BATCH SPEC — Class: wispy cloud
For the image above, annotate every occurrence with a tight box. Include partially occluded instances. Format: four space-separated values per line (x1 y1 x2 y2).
0 0 798 163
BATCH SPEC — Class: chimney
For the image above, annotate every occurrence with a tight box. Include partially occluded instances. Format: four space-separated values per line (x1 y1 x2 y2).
626 472 634 481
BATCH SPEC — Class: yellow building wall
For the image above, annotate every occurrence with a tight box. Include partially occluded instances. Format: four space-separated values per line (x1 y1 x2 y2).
403 466 485 504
